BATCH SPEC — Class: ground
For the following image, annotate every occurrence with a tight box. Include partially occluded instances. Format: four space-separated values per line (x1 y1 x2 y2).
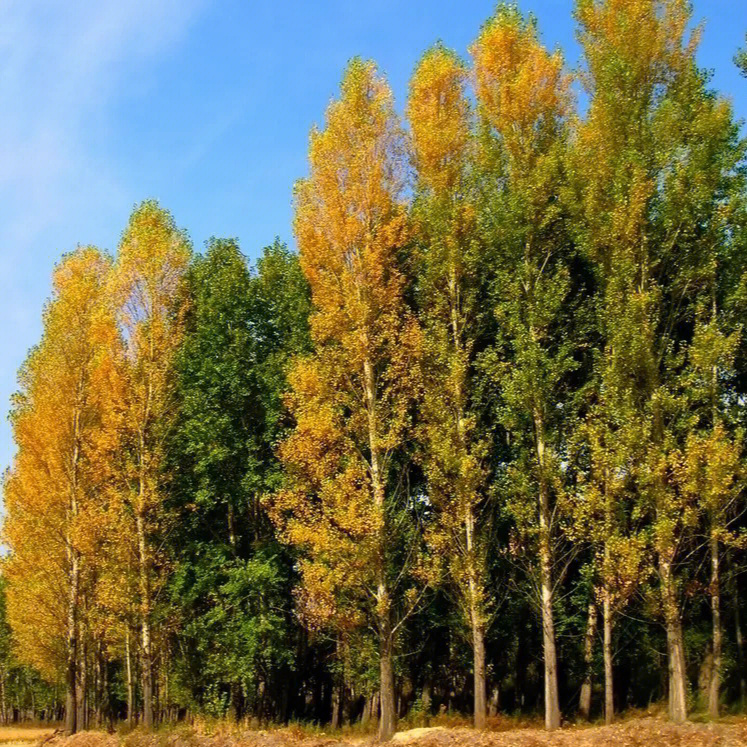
0 726 56 747
17 716 747 747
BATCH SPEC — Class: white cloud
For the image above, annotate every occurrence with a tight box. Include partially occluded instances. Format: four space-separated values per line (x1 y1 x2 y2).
0 0 206 474
0 0 205 252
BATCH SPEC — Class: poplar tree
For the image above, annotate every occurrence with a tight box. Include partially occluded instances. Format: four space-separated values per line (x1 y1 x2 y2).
3 247 118 734
110 201 191 728
169 238 310 719
268 59 422 741
407 43 493 729
470 6 574 730
674 97 747 717
573 0 744 722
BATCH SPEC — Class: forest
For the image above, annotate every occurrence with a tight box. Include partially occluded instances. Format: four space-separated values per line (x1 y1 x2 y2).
3 0 747 742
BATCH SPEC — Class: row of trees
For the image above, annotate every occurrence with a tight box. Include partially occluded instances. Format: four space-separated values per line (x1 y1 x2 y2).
4 0 747 740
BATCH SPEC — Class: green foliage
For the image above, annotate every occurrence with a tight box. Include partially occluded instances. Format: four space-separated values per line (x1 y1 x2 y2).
167 238 311 717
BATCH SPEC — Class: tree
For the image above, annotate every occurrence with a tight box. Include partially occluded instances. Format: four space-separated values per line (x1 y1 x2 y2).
168 238 311 720
268 58 422 741
572 0 744 723
675 112 747 716
407 43 492 729
3 247 119 733
470 5 574 730
736 35 747 77
110 201 191 728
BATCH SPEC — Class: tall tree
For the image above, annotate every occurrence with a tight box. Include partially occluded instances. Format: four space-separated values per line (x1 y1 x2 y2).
168 238 311 720
3 247 118 734
268 58 422 741
407 43 492 729
675 100 747 717
470 5 574 730
110 201 191 728
573 0 743 723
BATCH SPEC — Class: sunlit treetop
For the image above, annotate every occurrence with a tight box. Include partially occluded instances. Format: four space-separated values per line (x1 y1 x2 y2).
470 3 570 167
575 0 696 100
294 57 410 350
407 43 471 195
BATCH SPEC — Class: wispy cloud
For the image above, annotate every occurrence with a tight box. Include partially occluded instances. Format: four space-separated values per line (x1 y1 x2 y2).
0 0 205 472
0 0 205 253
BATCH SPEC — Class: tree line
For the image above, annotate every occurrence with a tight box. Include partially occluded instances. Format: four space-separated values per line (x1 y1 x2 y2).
4 0 747 740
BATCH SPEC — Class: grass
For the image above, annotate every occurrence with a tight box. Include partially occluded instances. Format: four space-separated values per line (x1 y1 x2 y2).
0 725 57 743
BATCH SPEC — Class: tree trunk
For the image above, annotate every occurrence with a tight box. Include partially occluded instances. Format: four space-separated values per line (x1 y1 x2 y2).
361 694 372 726
603 592 614 724
660 556 687 723
65 428 82 736
579 601 597 720
734 571 746 708
709 533 722 719
75 638 87 732
421 680 432 720
125 628 135 728
472 616 487 729
363 354 397 741
465 503 486 729
136 509 154 729
535 413 561 730
379 631 396 741
331 685 342 729
448 267 488 730
0 671 7 726
64 555 78 735
94 650 103 728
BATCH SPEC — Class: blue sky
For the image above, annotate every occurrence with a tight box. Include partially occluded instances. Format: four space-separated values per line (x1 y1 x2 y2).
1 0 746 476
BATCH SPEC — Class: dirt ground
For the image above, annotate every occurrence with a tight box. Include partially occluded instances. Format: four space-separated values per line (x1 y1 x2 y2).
38 717 747 747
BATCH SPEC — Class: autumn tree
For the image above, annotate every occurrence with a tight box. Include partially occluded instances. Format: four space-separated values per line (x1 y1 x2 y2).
470 5 574 730
674 106 747 717
407 43 494 729
572 0 746 723
3 247 119 734
267 59 422 741
110 201 191 728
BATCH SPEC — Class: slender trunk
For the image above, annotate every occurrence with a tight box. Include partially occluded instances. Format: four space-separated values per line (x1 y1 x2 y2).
579 601 597 720
331 686 342 729
125 628 134 729
94 650 102 728
379 631 396 741
75 637 87 731
709 532 722 718
734 571 746 708
488 685 499 717
136 508 153 729
465 503 486 729
471 610 487 729
603 592 614 724
659 556 687 723
534 411 560 730
363 355 397 741
448 268 487 730
64 551 79 735
422 680 432 721
65 410 82 737
0 671 6 726
361 694 372 727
